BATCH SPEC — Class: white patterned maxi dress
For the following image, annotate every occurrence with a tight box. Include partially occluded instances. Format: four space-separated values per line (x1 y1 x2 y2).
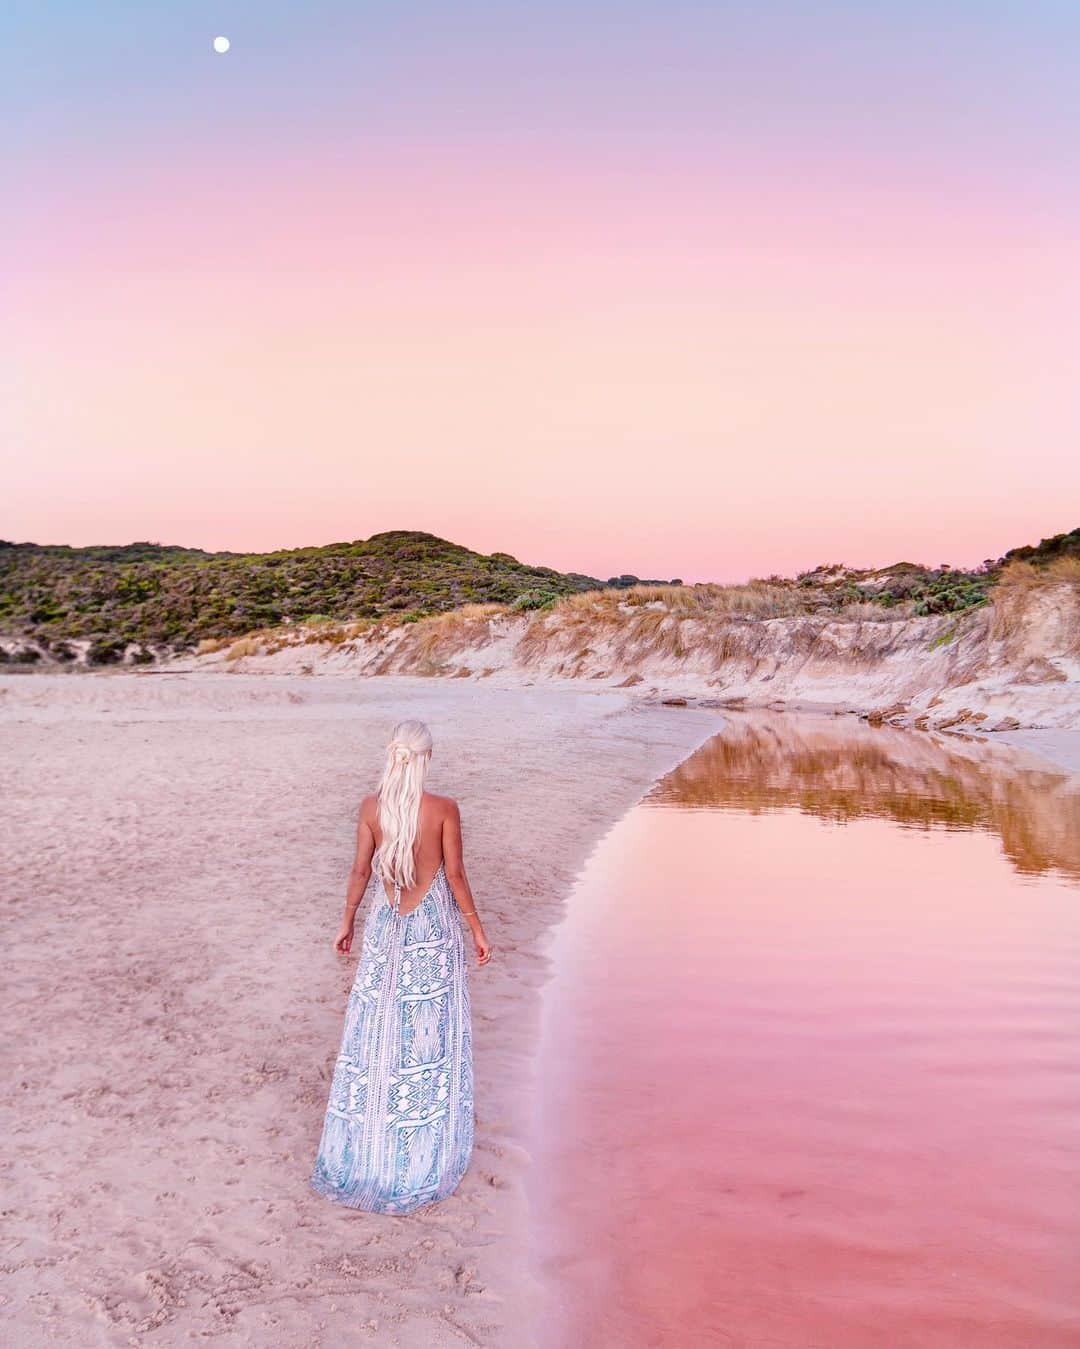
310 859 474 1214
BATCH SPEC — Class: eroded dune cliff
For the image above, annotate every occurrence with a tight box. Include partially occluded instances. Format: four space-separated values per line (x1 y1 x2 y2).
177 575 1080 733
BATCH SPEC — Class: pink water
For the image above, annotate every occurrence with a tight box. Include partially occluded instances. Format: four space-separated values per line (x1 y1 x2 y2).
528 715 1080 1348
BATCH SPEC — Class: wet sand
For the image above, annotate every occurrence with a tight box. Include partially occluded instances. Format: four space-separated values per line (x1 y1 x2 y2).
0 673 720 1348
529 713 1080 1348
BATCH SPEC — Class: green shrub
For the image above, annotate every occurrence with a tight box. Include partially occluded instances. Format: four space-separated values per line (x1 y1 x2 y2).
87 638 125 666
513 589 560 611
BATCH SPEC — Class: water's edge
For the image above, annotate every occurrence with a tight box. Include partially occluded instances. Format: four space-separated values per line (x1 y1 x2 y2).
512 709 728 1347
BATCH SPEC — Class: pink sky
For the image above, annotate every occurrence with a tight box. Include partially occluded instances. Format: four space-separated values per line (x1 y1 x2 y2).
6 6 1078 581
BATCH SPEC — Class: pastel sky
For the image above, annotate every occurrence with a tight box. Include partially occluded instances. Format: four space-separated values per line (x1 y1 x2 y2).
5 1 1079 581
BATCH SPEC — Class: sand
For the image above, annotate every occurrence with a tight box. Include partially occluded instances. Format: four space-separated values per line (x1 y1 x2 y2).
0 672 721 1348
994 727 1080 776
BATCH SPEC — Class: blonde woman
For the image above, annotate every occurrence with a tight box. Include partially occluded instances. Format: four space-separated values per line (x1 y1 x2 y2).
311 720 491 1213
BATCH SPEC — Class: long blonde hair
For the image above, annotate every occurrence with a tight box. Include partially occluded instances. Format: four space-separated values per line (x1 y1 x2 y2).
375 719 433 889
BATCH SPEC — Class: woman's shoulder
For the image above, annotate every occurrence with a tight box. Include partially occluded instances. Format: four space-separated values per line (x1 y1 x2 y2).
422 791 459 816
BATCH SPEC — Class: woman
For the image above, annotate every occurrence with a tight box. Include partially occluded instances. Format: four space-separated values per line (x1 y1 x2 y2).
310 720 492 1214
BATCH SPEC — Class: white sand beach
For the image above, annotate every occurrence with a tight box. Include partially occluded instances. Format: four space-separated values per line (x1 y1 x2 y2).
1 673 720 1348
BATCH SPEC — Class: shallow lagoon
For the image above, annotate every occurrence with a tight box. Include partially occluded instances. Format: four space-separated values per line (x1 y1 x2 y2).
529 714 1080 1348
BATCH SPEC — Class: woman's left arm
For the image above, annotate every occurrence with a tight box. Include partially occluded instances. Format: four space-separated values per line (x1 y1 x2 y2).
334 803 377 954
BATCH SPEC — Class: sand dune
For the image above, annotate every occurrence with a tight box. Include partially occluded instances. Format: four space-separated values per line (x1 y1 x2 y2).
169 577 1080 735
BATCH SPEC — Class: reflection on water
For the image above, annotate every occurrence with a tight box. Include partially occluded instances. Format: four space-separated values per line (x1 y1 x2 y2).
649 713 1080 879
528 714 1080 1349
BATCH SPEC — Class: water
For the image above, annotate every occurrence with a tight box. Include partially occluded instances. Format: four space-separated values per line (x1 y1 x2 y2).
528 713 1080 1349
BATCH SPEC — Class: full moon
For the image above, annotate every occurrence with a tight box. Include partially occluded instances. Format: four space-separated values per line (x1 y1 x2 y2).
212 35 230 54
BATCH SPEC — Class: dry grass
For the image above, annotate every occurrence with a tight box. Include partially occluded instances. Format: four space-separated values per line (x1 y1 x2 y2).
1047 555 1080 585
515 595 608 663
514 583 786 667
509 573 959 672
226 635 263 660
994 556 1080 590
994 560 1043 591
620 581 801 618
299 617 377 647
839 600 898 623
384 604 506 666
557 590 623 615
516 580 841 668
989 559 1080 647
614 607 687 661
621 584 702 610
204 616 381 660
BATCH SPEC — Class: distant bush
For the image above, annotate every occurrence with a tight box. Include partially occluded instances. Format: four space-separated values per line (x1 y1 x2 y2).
87 639 125 666
1000 527 1080 567
904 572 990 616
513 589 560 611
607 573 683 589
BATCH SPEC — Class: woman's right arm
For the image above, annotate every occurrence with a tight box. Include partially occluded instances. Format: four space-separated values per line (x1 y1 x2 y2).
335 800 376 954
443 800 492 965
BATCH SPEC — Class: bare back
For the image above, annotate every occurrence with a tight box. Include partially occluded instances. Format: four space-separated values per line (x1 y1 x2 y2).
337 778 488 965
361 790 459 916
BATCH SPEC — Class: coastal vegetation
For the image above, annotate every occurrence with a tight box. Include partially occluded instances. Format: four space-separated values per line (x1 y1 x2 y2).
0 527 1076 668
0 531 617 663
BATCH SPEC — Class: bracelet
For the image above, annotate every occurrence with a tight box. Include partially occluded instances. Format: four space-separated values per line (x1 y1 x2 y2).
458 910 478 917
